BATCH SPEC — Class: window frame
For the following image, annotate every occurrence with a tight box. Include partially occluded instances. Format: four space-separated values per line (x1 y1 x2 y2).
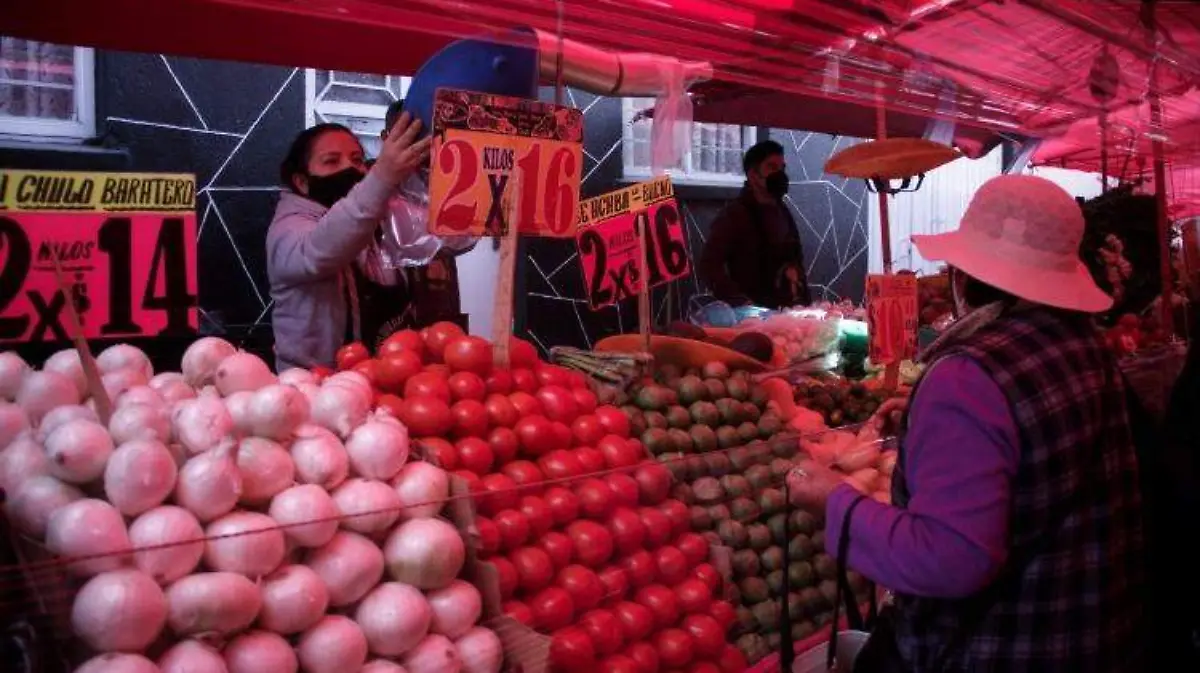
0 44 95 142
620 97 756 187
304 68 410 153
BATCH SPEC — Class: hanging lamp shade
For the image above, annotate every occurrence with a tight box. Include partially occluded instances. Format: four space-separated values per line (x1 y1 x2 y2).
824 138 962 180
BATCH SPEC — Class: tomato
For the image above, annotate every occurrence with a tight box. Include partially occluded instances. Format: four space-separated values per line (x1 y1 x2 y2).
516 415 558 457
531 587 576 632
444 336 493 375
503 600 534 627
375 393 406 420
543 486 580 525
447 371 487 401
519 495 553 538
688 663 721 673
352 359 381 387
484 394 520 428
634 462 672 506
415 437 458 470
572 388 599 414
574 446 607 474
336 342 370 371
620 551 657 588
474 516 500 557
566 520 614 568
501 461 544 494
579 609 624 656
456 437 494 474
606 474 640 509
575 478 615 519
535 364 572 388
639 507 673 549
596 566 629 606
653 629 693 669
485 368 514 395
613 601 656 643
606 508 647 556
453 470 482 494
493 509 530 551
553 423 576 452
380 329 426 360
682 615 724 659
598 435 640 469
635 585 679 630
655 547 690 585
673 579 712 615
709 601 736 630
451 399 490 438
539 531 575 569
674 533 709 568
715 646 746 673
511 546 555 593
626 642 660 673
549 626 595 671
594 406 631 439
422 321 466 363
539 449 584 482
659 501 691 539
477 474 520 515
556 565 605 613
487 427 521 465
376 352 424 392
491 557 518 599
511 368 539 394
537 385 580 424
510 338 540 369
600 656 641 673
405 371 452 402
572 415 607 447
690 564 720 592
401 397 454 437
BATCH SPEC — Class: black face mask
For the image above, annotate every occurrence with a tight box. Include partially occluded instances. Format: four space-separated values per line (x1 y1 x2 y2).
305 167 365 208
765 170 789 199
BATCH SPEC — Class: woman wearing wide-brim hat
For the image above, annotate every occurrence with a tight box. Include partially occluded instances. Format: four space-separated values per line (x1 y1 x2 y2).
789 175 1147 672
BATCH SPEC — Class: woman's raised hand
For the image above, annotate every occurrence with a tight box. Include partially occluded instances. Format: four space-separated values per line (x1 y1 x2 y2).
373 112 432 187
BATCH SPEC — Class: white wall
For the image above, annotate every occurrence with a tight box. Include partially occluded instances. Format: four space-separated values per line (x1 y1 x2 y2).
456 243 501 338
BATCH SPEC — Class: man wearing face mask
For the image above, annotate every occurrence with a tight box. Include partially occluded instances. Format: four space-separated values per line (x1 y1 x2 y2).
699 139 812 309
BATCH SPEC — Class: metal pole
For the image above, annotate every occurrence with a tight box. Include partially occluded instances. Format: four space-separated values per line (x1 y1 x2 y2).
1144 0 1176 337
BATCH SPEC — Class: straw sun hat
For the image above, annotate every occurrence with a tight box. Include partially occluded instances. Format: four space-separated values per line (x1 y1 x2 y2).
912 174 1113 313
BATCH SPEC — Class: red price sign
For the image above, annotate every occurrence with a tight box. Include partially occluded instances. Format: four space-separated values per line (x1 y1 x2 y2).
428 89 583 237
576 177 690 310
0 170 198 344
866 273 918 365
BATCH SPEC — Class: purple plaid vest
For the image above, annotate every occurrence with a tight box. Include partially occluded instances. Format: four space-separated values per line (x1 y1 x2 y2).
891 304 1145 672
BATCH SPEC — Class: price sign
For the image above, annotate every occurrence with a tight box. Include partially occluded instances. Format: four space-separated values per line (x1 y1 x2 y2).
0 170 198 344
575 176 690 310
429 89 583 237
866 273 918 365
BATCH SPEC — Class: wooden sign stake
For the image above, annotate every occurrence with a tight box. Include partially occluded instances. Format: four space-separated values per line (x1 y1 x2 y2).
637 216 653 354
492 174 522 368
874 82 901 391
49 252 111 424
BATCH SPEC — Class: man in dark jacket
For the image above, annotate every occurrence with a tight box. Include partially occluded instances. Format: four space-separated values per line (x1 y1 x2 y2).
698 139 812 309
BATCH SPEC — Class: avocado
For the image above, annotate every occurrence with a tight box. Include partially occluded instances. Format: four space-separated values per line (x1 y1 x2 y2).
688 400 721 427
730 331 774 363
635 385 672 411
701 361 731 379
665 405 692 429
761 546 785 572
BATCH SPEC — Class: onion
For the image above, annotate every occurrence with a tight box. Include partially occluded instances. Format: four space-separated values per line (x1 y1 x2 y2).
0 435 50 495
172 394 236 455
37 403 98 441
203 511 286 578
258 564 329 634
174 443 242 522
362 662 410 673
225 630 298 673
181 336 238 388
44 418 114 484
77 653 160 673
129 506 204 584
344 416 408 480
392 462 449 520
0 351 30 401
109 403 172 446
268 485 338 548
297 616 368 673
332 478 401 534
426 580 482 640
45 499 131 576
325 371 372 398
455 628 502 673
104 439 178 516
295 382 321 408
165 571 262 636
103 368 151 402
117 385 165 410
278 368 316 387
0 402 29 449
235 437 295 505
158 640 227 673
354 582 432 657
247 384 309 441
43 348 87 397
290 424 349 490
71 569 167 653
5 475 83 538
384 518 465 590
97 344 154 380
215 351 276 396
306 531 385 606
149 372 186 391
311 384 371 439
225 391 254 435
403 635 462 673
17 370 81 424
157 379 197 405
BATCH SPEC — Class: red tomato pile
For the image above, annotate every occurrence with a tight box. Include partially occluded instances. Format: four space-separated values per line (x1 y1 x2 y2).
330 326 747 673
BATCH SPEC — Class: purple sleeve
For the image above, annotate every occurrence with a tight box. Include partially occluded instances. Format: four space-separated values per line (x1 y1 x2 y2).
824 356 1020 599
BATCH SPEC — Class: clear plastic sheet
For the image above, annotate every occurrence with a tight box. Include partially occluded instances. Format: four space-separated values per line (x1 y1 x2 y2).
374 172 477 269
